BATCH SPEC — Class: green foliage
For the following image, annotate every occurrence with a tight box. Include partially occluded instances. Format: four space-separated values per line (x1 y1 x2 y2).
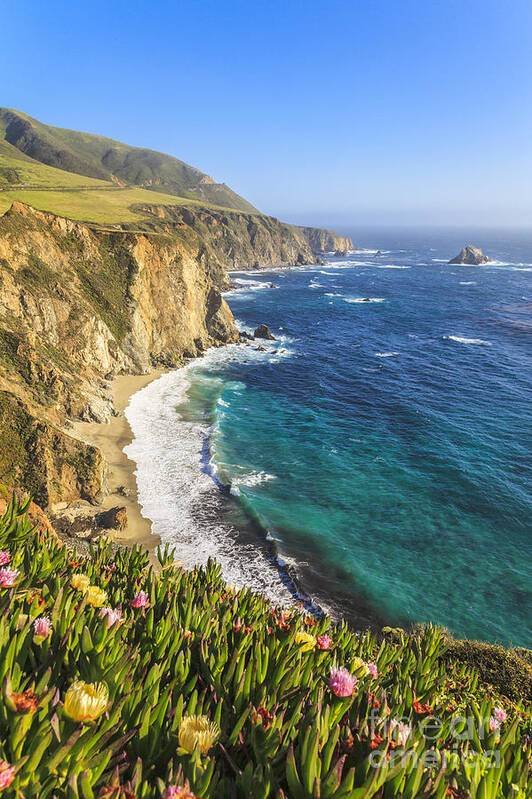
442 637 532 703
0 495 530 797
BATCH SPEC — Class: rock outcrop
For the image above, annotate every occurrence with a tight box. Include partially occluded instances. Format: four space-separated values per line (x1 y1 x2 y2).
254 324 276 341
449 245 491 265
297 226 353 254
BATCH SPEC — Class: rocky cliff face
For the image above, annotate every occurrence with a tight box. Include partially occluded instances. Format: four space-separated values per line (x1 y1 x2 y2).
135 205 346 270
297 226 354 254
0 202 238 505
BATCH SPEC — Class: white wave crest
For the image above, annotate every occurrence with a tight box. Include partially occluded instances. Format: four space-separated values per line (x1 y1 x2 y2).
345 297 385 304
444 336 492 346
374 351 399 357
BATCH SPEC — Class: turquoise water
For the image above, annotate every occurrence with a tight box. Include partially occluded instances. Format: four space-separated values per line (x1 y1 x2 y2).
129 229 532 646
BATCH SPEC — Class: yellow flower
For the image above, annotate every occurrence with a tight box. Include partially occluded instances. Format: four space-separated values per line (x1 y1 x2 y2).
178 715 219 754
295 631 317 652
64 680 108 722
85 586 107 607
71 574 90 592
351 657 370 676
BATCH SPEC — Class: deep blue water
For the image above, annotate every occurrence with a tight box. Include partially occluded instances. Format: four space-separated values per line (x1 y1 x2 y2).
130 229 532 647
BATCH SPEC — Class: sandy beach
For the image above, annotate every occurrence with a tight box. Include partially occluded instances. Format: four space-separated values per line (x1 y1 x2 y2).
71 371 166 550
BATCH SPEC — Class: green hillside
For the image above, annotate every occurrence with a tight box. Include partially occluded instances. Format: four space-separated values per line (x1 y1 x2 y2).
0 108 257 214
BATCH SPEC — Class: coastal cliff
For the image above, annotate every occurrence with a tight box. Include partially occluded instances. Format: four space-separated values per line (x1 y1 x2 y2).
297 225 354 254
135 204 352 269
0 202 238 505
0 200 350 508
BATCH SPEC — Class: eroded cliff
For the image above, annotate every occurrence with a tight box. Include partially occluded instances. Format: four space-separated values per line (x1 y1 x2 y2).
134 205 353 269
0 202 238 504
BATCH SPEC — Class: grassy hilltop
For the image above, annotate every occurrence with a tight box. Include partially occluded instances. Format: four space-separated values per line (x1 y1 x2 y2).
0 108 257 223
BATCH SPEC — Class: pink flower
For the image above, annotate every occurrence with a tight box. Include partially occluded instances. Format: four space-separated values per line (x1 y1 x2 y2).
0 551 10 567
316 634 332 650
367 662 379 679
396 721 412 746
493 706 506 723
329 667 357 697
0 568 19 588
33 616 52 638
130 591 149 609
0 759 15 790
489 716 500 732
100 607 124 628
165 787 198 799
389 718 412 746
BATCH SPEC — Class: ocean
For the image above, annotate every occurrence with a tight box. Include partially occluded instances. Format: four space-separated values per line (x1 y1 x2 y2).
125 228 532 648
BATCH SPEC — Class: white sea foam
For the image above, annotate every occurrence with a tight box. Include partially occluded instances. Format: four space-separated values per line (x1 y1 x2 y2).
124 344 296 604
325 292 344 297
444 336 492 346
459 281 477 285
374 351 399 357
374 265 411 269
233 470 277 488
355 248 391 254
224 278 275 296
345 297 385 304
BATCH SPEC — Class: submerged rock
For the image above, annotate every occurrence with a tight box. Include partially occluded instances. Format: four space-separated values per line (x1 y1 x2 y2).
449 245 491 265
254 324 276 340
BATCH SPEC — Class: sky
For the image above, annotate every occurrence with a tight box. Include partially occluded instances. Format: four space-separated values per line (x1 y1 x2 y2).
2 0 532 228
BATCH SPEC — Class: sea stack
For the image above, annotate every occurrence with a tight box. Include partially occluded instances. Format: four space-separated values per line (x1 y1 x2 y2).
449 245 491 265
254 324 276 340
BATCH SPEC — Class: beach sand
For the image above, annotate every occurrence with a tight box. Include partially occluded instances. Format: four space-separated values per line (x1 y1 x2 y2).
70 372 166 550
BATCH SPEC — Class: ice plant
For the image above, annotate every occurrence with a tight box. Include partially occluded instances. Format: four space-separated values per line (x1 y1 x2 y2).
130 590 149 608
85 585 107 607
11 689 38 713
178 715 220 754
0 550 10 566
0 568 19 588
329 667 357 698
316 634 332 650
100 607 124 628
165 786 198 799
64 680 109 722
71 573 90 592
367 661 378 678
489 716 500 732
0 760 15 790
351 656 370 676
493 706 507 723
390 719 412 747
33 615 52 639
295 631 316 651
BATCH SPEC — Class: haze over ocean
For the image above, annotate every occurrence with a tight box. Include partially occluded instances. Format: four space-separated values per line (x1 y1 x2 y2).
125 228 531 648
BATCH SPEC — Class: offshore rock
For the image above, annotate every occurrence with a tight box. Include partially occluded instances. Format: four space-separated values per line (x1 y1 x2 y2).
254 324 276 340
449 245 491 265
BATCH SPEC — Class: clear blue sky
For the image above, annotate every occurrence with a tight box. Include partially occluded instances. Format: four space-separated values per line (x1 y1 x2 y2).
2 0 531 227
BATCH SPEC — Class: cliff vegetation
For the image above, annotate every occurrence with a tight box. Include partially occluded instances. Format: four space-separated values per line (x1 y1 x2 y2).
0 495 529 797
